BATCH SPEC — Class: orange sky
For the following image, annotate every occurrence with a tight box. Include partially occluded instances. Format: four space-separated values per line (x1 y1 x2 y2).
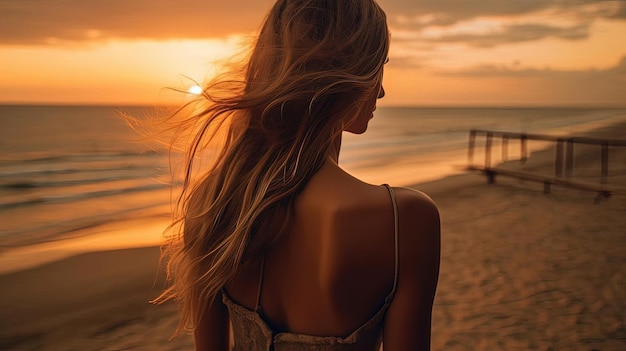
0 0 625 106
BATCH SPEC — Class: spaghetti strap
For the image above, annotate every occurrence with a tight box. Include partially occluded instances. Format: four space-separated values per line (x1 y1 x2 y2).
255 255 265 312
382 184 400 295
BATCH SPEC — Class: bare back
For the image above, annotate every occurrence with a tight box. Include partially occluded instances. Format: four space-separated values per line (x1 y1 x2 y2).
223 158 440 351
228 159 396 332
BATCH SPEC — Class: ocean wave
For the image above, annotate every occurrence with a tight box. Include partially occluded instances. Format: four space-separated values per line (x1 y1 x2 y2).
0 183 170 209
0 163 164 180
0 149 163 165
0 203 171 248
0 173 168 190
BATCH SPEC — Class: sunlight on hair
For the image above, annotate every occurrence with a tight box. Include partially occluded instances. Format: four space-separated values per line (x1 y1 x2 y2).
188 84 203 95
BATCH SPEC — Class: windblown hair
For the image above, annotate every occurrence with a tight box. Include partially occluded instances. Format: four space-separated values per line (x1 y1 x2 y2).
154 0 390 334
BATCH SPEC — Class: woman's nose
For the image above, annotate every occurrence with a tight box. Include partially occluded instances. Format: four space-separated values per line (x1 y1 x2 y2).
377 85 385 99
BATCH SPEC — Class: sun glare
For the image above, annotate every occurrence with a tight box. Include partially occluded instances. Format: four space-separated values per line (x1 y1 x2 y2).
188 85 203 95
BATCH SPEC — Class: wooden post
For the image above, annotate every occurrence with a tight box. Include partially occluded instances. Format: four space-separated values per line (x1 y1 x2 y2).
521 134 528 164
485 132 493 168
502 136 509 161
468 130 476 165
555 139 564 177
601 142 609 184
565 140 574 177
486 169 496 184
543 182 551 194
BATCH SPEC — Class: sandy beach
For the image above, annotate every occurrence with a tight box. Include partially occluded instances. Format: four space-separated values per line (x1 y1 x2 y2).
1 123 625 351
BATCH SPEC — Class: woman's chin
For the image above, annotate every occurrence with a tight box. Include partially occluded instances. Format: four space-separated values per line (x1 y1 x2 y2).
344 124 368 135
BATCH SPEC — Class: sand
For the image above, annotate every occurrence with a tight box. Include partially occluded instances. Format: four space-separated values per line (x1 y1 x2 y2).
1 123 625 351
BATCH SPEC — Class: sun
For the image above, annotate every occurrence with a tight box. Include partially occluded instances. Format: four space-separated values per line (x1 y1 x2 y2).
188 84 203 95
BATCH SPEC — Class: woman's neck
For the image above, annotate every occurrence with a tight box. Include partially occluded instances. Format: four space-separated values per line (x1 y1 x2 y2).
327 133 342 163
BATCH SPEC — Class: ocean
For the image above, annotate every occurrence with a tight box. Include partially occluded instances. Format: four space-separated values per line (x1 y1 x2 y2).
1 105 625 250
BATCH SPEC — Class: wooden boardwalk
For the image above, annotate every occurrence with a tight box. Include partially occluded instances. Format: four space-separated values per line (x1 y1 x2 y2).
466 129 626 197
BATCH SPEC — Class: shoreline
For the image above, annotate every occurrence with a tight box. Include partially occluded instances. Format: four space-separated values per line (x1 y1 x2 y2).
0 217 170 275
0 172 492 276
1 118 624 275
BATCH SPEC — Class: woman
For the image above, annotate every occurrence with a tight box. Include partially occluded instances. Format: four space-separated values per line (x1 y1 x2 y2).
155 0 440 350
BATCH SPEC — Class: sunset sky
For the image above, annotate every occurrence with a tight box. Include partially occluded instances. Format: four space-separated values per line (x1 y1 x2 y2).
1 0 625 106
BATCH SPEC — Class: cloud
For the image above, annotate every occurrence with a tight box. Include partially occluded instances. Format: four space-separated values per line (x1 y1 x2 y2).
438 55 626 79
382 0 624 47
386 55 425 69
610 56 626 78
0 0 623 47
607 2 626 19
0 0 274 45
381 0 552 26
380 0 622 27
430 56 626 105
423 23 590 48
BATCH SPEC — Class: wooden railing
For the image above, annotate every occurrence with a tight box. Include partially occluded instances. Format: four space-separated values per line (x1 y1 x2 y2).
467 129 626 196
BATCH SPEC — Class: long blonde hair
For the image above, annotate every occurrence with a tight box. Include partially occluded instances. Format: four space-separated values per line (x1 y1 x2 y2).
155 0 390 334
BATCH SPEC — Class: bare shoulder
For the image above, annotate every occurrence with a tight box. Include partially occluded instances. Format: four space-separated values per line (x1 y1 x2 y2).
390 186 440 268
381 186 440 350
392 186 440 232
393 186 437 208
